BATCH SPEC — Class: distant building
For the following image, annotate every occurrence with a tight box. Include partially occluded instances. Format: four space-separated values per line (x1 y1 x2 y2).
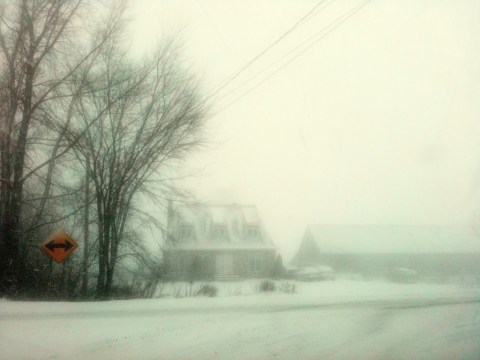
163 202 277 280
291 225 480 278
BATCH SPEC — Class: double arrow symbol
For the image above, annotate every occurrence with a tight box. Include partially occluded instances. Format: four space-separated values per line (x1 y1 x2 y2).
45 240 75 252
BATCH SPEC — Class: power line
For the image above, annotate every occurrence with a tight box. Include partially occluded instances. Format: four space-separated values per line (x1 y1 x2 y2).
208 0 331 100
217 0 371 108
217 0 337 103
216 0 372 114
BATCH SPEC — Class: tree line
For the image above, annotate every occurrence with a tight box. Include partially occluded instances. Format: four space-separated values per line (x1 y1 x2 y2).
0 0 207 299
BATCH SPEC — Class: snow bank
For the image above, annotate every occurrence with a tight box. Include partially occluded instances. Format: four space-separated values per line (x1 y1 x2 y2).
1 278 478 319
1 279 479 360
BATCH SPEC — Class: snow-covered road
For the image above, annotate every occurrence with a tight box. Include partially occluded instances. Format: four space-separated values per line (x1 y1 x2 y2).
1 280 479 360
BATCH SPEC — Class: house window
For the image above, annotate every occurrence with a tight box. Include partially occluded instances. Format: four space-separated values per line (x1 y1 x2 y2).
211 225 228 241
249 255 263 273
170 255 185 273
178 225 194 241
245 226 260 240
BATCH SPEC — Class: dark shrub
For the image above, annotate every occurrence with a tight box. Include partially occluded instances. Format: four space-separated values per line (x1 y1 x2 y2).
258 279 276 292
195 284 218 297
109 285 141 300
271 255 286 279
279 282 296 294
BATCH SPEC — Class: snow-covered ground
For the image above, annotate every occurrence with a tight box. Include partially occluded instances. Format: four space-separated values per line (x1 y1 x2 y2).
1 278 479 360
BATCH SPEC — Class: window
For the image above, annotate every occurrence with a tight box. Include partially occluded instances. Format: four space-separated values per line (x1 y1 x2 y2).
211 225 229 241
170 255 185 273
178 225 194 241
245 226 260 240
249 255 263 273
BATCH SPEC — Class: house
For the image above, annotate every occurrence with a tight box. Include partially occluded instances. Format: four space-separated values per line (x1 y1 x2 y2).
163 202 277 280
290 225 480 278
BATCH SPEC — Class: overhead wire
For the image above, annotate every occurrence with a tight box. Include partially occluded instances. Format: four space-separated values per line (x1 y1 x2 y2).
208 0 330 101
215 0 372 114
217 0 337 102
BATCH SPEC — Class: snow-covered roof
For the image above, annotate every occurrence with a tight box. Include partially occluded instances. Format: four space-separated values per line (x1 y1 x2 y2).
167 203 276 250
305 225 480 254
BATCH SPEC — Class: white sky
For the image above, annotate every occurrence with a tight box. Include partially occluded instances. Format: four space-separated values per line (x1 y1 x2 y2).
129 0 480 260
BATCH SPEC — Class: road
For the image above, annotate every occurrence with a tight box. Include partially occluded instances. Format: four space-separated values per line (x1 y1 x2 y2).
1 298 479 360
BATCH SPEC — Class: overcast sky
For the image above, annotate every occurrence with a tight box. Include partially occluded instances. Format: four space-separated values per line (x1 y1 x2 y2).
129 0 480 260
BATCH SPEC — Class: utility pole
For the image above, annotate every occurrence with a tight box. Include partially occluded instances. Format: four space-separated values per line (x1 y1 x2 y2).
81 154 90 297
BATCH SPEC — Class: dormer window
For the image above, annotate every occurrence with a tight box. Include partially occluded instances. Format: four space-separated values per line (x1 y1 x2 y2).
211 225 228 241
245 226 261 241
178 224 194 241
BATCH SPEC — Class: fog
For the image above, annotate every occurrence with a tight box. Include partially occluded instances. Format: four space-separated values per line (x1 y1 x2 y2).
2 2 480 359
128 0 480 260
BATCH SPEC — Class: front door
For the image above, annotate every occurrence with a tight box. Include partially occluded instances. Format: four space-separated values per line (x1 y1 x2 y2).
216 254 234 276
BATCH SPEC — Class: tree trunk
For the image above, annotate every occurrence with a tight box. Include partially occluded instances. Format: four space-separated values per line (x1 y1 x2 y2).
1 48 36 293
96 203 106 299
81 154 90 297
104 265 115 299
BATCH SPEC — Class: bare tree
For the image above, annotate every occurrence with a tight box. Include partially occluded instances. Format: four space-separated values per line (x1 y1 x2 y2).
0 0 125 295
69 38 208 299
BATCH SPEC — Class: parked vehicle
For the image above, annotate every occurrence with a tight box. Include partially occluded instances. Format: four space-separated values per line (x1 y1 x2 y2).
285 265 300 279
295 265 336 281
387 267 418 283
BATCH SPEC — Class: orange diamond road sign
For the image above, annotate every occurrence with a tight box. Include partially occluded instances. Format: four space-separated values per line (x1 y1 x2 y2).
42 230 78 263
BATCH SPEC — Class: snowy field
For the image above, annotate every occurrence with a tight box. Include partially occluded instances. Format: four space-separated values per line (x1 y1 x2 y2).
1 278 480 360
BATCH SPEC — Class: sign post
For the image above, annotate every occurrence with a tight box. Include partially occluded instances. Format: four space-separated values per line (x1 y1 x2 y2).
42 230 78 263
